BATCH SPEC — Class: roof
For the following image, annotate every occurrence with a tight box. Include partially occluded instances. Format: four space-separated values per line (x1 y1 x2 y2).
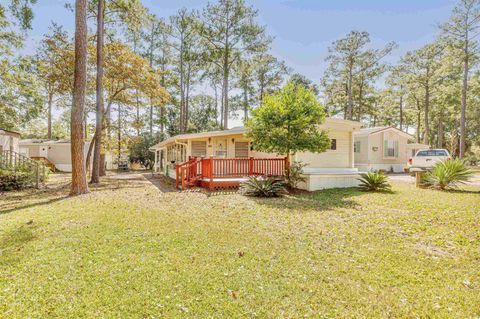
150 118 362 150
19 139 85 146
150 126 247 149
354 126 412 139
0 128 21 137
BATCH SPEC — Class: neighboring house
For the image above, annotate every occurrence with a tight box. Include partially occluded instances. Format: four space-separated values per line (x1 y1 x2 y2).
0 128 21 153
19 139 91 172
354 126 428 173
150 118 362 191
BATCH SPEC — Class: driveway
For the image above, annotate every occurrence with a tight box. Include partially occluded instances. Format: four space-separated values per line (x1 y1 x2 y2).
388 171 480 186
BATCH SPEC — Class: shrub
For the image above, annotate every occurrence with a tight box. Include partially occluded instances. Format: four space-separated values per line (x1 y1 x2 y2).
358 171 391 192
424 159 473 190
239 176 287 197
285 161 307 189
0 169 35 191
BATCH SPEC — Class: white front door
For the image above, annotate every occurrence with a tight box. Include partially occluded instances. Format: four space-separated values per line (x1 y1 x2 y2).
214 139 228 158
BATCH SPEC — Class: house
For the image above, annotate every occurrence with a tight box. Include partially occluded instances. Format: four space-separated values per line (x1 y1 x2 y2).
150 118 362 191
353 126 429 173
0 128 21 154
19 139 91 172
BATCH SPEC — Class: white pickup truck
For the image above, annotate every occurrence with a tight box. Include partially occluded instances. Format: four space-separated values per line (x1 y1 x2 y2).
408 149 452 171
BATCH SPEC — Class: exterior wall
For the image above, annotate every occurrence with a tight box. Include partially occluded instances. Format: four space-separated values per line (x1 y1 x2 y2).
19 145 41 157
357 163 405 173
299 174 360 191
295 130 352 169
18 142 91 172
367 131 409 167
0 133 20 153
353 135 369 164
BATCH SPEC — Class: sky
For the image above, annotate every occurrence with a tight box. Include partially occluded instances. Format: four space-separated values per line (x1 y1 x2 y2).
22 0 457 128
26 0 456 82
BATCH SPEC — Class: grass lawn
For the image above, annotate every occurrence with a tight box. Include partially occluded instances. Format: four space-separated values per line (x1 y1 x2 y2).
1 173 479 318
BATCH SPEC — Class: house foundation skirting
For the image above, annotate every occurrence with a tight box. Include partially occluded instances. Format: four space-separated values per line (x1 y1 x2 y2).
355 163 405 173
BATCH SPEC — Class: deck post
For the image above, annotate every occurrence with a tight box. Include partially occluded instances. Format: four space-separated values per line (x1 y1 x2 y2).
284 156 289 177
209 156 214 189
249 157 253 176
175 164 179 189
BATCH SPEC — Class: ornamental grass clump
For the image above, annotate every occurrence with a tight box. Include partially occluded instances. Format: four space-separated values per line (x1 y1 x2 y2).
357 171 391 192
239 176 287 197
424 159 473 190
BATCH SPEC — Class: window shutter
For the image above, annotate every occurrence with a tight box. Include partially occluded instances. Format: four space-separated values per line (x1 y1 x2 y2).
235 142 249 158
394 140 399 158
384 140 388 157
191 141 207 157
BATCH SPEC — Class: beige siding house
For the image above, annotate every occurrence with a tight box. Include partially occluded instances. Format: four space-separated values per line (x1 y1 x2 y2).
354 127 428 173
0 129 20 154
19 140 91 172
150 118 362 191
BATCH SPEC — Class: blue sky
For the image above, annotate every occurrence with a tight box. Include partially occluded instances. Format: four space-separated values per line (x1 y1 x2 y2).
26 0 456 83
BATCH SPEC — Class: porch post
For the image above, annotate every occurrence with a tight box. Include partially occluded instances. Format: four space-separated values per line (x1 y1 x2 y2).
248 157 253 176
175 164 179 189
209 155 214 189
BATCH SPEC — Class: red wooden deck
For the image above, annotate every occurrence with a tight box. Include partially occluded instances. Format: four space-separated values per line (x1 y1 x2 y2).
175 157 288 190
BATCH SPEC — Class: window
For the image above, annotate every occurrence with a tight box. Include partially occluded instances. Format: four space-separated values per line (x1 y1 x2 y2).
383 139 398 158
235 142 249 158
330 139 337 150
9 136 14 152
416 150 447 157
191 141 207 157
354 141 361 153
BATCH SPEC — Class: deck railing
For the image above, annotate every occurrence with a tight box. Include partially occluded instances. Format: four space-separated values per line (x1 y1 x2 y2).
176 156 288 190
0 150 47 188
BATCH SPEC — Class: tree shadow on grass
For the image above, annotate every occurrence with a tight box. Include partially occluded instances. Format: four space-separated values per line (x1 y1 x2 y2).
0 173 149 215
250 187 366 212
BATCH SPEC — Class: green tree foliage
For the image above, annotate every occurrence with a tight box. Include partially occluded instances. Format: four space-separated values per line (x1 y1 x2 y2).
199 0 271 129
323 31 396 120
246 81 331 157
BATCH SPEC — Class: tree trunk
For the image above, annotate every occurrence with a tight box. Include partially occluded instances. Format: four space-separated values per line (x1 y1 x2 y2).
416 98 421 143
223 57 229 129
47 92 53 139
438 114 444 148
243 84 249 122
135 91 140 136
357 81 363 121
179 37 185 133
117 104 121 166
346 62 354 120
399 86 403 131
91 0 104 184
70 0 89 196
460 40 468 158
423 82 430 145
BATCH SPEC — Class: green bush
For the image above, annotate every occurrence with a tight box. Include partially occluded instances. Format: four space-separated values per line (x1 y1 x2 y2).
286 161 307 189
239 176 287 197
358 171 391 192
424 159 473 190
0 169 35 191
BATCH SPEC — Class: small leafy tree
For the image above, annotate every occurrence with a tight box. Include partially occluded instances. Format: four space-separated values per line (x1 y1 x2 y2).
246 81 331 181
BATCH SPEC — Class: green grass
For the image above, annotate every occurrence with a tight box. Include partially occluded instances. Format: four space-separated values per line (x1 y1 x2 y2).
0 173 479 318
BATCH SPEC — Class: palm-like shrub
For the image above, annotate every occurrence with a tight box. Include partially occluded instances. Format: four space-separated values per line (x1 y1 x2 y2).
285 161 307 189
239 176 287 197
357 171 391 192
424 159 473 190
